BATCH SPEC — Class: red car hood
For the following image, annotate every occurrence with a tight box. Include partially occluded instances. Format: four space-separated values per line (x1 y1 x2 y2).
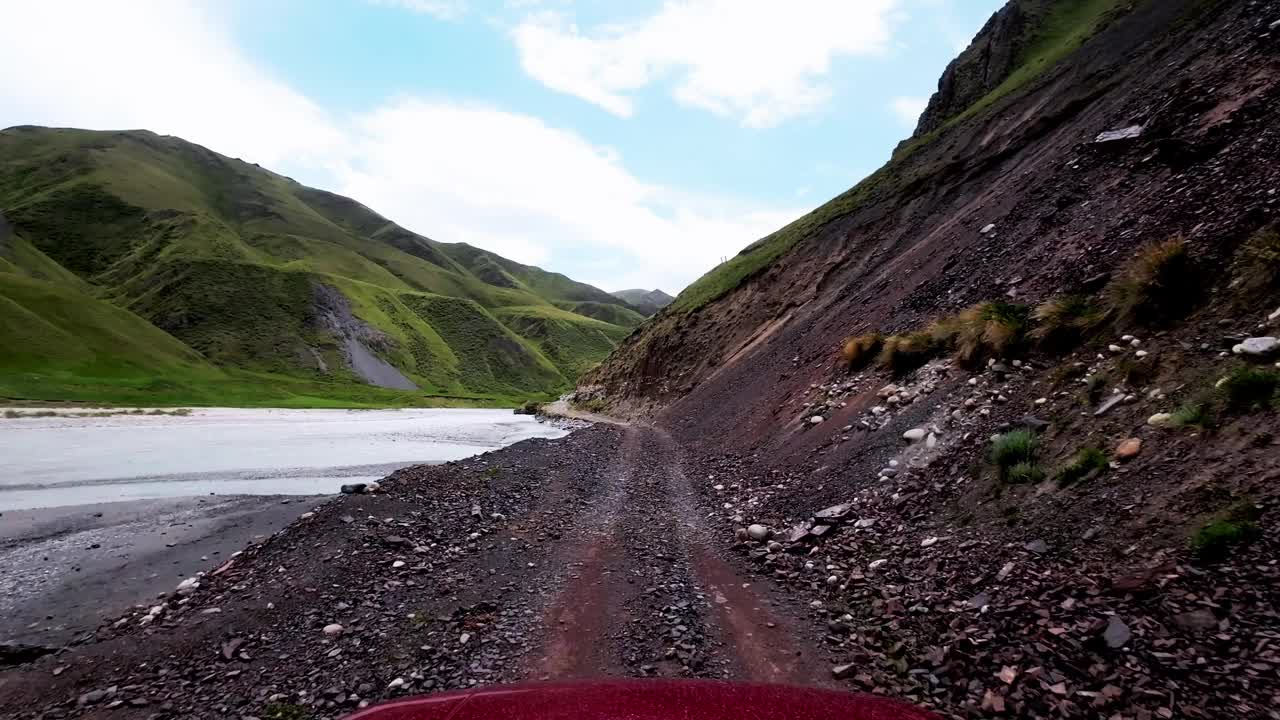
344 679 940 720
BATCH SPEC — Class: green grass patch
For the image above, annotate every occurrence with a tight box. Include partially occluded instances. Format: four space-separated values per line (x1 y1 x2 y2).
1192 501 1262 562
1033 295 1104 352
1054 446 1109 486
1170 398 1215 429
991 429 1041 483
1220 366 1279 413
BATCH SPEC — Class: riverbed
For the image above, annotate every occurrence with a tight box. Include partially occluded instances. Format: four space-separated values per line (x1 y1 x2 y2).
0 407 567 511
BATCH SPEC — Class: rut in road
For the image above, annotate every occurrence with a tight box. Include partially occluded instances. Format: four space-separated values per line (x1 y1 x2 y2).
526 424 833 685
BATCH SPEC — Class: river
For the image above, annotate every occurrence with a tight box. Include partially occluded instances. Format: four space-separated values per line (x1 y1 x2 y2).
0 407 568 511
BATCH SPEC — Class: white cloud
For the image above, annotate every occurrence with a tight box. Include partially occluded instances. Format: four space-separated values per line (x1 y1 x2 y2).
0 0 800 292
367 0 469 20
512 0 900 127
889 96 928 128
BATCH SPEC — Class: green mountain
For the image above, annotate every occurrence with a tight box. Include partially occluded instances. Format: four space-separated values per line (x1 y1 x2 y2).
610 288 673 317
0 126 640 407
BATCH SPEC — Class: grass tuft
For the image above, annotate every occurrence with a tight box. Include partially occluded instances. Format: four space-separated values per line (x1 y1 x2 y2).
262 703 311 720
1170 398 1215 429
991 429 1040 482
877 333 943 376
1032 295 1103 351
840 333 884 372
1219 366 1279 413
1191 499 1262 563
1055 446 1109 486
950 302 1031 367
1103 237 1199 326
1232 225 1280 295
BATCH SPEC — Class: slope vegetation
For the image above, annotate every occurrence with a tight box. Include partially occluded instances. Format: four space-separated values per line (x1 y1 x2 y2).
0 127 639 405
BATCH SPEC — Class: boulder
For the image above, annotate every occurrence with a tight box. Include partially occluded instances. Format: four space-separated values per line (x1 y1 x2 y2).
903 428 927 442
1148 412 1174 427
746 524 771 542
1233 337 1279 357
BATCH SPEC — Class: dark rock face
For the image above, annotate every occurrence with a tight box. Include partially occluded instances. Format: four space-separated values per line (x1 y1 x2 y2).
910 1 1033 138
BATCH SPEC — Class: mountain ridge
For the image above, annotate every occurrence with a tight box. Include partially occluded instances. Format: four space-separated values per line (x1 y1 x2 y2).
0 126 639 406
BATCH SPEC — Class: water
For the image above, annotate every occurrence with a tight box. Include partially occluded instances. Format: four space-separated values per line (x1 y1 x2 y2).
0 408 568 511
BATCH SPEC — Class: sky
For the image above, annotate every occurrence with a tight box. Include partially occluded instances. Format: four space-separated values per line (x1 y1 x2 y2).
0 0 1003 294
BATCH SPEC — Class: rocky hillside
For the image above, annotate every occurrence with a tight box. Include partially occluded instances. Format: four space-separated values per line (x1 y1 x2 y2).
0 127 641 406
581 0 1280 715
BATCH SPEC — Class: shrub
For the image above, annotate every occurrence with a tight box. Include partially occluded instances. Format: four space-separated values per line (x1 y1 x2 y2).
877 333 943 376
951 302 1031 367
1220 366 1279 413
1103 236 1198 326
1032 295 1103 351
515 400 543 415
1055 446 1109 486
840 333 884 372
991 430 1039 482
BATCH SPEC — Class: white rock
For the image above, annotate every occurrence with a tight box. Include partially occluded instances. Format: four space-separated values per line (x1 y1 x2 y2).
1121 335 1135 342
871 406 886 416
926 432 938 449
1148 413 1174 427
868 559 889 571
176 577 199 595
392 560 406 569
1108 344 1124 353
877 384 899 398
809 415 825 425
746 524 771 541
1034 397 1048 406
713 484 725 491
1269 307 1280 323
1233 337 1279 356
921 537 939 548
888 459 899 468
1135 350 1149 358
980 223 996 235
967 377 979 386
323 623 344 636
1130 338 1142 347
388 678 406 689
459 632 471 644
903 428 927 442
855 518 876 529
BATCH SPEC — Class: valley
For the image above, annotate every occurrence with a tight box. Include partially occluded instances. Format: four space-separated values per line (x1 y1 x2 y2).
1 0 1279 719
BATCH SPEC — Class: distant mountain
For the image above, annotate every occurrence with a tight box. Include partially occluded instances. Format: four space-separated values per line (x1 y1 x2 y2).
611 288 674 317
0 126 638 406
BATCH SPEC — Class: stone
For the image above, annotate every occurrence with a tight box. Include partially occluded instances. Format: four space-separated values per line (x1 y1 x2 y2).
903 428 927 442
809 415 825 425
877 384 900 398
391 560 406 569
814 503 854 522
340 483 368 495
323 623 344 636
854 518 876 529
387 678 406 689
1104 615 1131 649
176 577 199 595
980 223 996 235
868 559 889 571
921 536 940 548
1021 415 1051 431
746 524 771 542
1108 344 1124 353
1135 349 1149 358
1094 125 1143 143
1034 397 1047 406
1148 413 1174 427
925 432 938 449
1233 337 1279 356
1115 438 1142 460
1171 609 1218 634
832 662 858 679
1024 539 1049 555
1094 395 1126 416
1269 307 1280 323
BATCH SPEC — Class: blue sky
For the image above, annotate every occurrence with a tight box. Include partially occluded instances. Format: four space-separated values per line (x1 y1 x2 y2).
1 0 1003 292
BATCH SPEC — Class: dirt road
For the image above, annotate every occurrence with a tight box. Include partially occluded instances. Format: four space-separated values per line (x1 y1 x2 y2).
0 425 835 719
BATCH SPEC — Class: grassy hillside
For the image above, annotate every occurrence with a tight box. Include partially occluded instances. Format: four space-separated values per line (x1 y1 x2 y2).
0 126 636 406
496 305 633 379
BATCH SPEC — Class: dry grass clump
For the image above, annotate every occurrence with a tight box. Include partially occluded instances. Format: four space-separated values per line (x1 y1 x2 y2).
877 333 943 376
1233 225 1280 295
950 301 1030 366
1104 236 1198 326
840 333 884 372
1032 295 1103 351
